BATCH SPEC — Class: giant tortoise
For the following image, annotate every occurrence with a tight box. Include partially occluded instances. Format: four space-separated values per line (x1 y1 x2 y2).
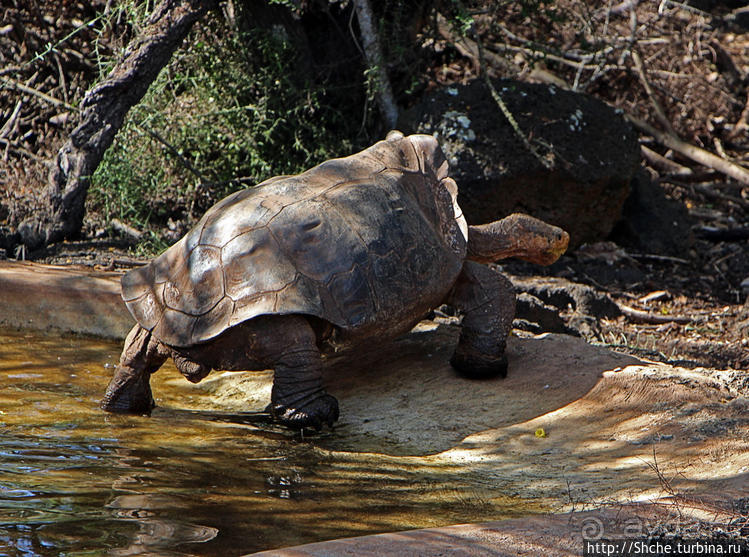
101 131 569 429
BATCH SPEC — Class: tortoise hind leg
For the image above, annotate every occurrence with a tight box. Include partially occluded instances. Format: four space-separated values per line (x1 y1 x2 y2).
256 315 339 430
447 261 516 378
101 324 169 414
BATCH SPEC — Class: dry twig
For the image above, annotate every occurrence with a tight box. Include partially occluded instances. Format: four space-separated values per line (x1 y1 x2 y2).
631 49 676 136
618 303 692 325
640 145 692 176
0 75 78 112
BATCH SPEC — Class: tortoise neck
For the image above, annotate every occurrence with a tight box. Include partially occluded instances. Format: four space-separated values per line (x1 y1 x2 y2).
466 220 519 264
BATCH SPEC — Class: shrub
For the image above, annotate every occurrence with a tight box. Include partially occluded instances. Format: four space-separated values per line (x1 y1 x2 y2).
89 12 357 254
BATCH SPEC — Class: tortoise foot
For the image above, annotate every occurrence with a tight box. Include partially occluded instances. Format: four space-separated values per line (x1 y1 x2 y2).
450 350 508 379
100 367 155 415
268 393 340 430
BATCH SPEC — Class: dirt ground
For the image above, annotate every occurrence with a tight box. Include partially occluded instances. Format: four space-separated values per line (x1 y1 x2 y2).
502 225 749 372
179 323 749 554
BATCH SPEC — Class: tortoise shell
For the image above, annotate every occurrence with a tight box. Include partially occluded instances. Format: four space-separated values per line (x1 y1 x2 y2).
121 133 468 347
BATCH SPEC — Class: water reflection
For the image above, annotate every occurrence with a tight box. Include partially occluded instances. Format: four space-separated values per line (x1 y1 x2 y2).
0 327 541 555
107 494 219 555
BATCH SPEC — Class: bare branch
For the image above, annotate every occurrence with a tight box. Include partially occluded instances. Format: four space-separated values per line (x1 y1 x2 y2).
631 49 676 136
618 303 692 325
640 145 692 176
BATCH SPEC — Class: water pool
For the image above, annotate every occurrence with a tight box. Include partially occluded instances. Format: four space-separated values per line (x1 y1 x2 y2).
0 327 540 555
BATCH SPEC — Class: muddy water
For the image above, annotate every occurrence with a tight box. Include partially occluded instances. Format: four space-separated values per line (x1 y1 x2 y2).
0 327 542 556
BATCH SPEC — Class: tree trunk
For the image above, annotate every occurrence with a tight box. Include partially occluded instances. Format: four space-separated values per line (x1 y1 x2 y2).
18 0 217 250
352 0 398 129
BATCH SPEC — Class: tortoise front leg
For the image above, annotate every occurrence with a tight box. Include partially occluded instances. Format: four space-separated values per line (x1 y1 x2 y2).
101 324 169 414
447 261 516 378
256 316 339 430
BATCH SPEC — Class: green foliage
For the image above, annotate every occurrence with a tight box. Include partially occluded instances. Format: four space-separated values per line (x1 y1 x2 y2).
266 0 300 9
90 12 355 255
448 0 475 36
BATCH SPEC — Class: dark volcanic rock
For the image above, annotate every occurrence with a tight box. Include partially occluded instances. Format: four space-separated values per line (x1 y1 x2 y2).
402 79 641 247
510 275 622 339
609 168 695 257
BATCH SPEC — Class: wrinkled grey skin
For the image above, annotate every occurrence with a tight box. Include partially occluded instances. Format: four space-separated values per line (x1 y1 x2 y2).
101 131 569 429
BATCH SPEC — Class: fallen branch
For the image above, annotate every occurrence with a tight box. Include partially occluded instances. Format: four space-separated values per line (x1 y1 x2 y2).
693 183 749 209
436 13 514 75
631 49 676 136
629 252 690 265
0 137 52 165
0 100 23 139
112 257 147 267
640 144 693 176
727 93 749 141
626 114 749 186
659 170 719 184
695 226 749 242
618 303 692 325
110 218 143 241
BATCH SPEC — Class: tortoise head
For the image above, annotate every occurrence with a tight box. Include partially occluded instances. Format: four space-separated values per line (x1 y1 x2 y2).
467 213 569 265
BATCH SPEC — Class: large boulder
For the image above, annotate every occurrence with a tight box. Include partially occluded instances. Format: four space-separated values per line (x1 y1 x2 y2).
402 79 641 247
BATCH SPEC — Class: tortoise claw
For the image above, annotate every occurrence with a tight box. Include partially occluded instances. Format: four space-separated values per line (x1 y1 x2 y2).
268 394 339 430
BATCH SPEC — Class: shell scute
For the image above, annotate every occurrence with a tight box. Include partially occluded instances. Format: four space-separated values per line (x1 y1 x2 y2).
273 274 324 315
324 173 406 257
153 307 197 345
191 296 235 342
152 234 194 284
325 263 374 328
199 192 279 248
221 227 297 302
121 260 155 303
230 291 278 328
126 286 162 332
268 196 369 286
160 244 223 317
